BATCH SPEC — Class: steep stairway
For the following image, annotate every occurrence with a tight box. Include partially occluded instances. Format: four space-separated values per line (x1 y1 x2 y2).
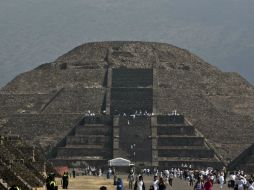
155 115 223 169
52 116 113 167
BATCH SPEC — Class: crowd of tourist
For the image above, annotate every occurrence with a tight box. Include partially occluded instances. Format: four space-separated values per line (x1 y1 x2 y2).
39 166 254 190
84 109 180 117
103 167 254 190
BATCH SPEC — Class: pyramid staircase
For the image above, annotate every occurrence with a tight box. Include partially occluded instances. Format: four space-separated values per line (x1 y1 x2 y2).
153 115 223 169
52 116 113 167
113 116 152 166
51 68 224 169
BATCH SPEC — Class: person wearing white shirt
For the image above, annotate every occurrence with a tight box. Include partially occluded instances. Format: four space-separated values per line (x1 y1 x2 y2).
219 173 224 189
248 182 254 190
152 176 159 190
229 173 236 188
134 176 145 190
236 176 245 190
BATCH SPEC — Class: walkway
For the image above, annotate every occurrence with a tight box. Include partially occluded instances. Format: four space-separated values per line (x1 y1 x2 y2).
56 175 231 190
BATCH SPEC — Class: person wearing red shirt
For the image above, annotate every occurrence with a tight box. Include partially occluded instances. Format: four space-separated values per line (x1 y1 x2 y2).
204 176 213 190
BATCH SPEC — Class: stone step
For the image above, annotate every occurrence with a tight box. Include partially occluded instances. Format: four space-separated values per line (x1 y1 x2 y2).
158 157 218 162
57 147 112 157
157 146 208 150
69 134 109 137
75 127 112 135
158 148 214 158
158 136 204 146
157 115 185 125
54 156 106 161
157 125 195 135
112 68 153 88
78 124 112 128
111 88 153 115
158 135 199 137
65 145 104 148
66 136 112 145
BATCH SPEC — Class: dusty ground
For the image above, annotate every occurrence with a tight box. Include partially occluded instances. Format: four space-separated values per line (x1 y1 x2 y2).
56 175 231 190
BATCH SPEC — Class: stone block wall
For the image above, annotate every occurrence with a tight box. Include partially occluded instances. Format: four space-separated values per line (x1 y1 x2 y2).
56 147 111 157
156 87 254 162
0 136 53 189
80 116 112 125
158 136 204 146
112 68 153 87
154 115 222 169
44 88 106 114
66 136 111 145
158 148 214 158
157 125 195 135
75 126 112 136
157 115 185 124
0 93 54 116
51 115 113 167
1 68 107 93
111 88 153 114
0 114 82 149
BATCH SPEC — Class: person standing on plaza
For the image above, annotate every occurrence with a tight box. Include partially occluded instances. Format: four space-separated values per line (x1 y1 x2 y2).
128 170 135 190
194 177 204 190
158 177 166 190
134 175 145 190
204 176 213 190
152 175 159 190
219 173 225 190
116 178 124 190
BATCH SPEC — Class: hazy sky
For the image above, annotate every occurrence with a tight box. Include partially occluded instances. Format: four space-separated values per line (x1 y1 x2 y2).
0 0 254 87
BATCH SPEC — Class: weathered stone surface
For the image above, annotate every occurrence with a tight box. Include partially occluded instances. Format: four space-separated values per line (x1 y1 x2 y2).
0 41 254 166
0 136 54 189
